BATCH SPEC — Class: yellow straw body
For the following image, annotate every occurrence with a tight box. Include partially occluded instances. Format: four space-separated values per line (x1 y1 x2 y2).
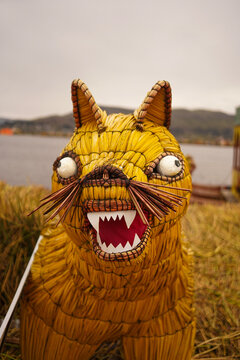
21 80 195 359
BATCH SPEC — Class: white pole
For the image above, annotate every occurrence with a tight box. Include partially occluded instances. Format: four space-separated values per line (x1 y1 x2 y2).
0 235 43 350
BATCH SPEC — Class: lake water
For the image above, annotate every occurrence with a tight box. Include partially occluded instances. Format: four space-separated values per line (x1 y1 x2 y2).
0 135 233 188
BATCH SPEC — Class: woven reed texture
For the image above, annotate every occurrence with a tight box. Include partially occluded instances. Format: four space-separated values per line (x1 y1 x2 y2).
134 80 172 131
21 80 195 359
72 79 107 133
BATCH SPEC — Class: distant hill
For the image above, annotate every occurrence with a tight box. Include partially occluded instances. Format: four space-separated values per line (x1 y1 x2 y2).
0 106 133 136
171 109 234 142
0 117 12 125
0 106 235 143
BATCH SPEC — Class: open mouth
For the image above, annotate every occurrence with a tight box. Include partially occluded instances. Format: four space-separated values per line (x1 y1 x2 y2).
87 209 150 261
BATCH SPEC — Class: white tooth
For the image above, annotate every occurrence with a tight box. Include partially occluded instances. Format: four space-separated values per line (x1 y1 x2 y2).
105 213 112 221
123 241 132 252
87 212 101 232
89 211 139 254
101 242 109 253
88 210 137 230
133 233 141 248
106 243 115 253
115 243 125 253
111 213 118 221
97 232 102 245
88 211 116 230
97 235 141 254
97 233 117 254
124 210 136 229
118 212 124 220
100 214 107 221
97 233 108 252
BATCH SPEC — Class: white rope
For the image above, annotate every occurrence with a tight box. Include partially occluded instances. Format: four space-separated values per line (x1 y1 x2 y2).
0 235 43 350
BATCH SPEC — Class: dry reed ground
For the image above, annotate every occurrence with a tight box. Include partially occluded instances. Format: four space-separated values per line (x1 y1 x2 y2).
0 182 239 359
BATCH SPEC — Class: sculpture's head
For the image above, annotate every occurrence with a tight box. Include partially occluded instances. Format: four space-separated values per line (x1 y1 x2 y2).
41 80 191 263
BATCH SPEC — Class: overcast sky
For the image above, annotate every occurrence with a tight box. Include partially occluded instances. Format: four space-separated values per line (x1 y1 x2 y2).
0 0 239 119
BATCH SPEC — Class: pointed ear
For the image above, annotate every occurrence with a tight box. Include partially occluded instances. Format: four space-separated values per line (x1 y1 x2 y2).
134 81 172 130
71 79 105 132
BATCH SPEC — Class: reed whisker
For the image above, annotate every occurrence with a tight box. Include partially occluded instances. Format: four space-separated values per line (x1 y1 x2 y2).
134 180 191 192
132 184 183 206
28 179 82 225
128 187 149 225
28 174 188 227
57 183 82 225
132 181 187 201
128 178 188 222
130 186 164 221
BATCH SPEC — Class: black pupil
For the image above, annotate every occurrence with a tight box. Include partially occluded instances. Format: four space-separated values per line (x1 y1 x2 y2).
175 160 180 167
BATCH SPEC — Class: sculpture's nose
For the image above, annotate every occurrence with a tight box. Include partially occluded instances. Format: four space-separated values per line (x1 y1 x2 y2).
84 164 128 182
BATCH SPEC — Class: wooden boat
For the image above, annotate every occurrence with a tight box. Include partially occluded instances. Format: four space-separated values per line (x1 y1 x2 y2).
191 183 234 203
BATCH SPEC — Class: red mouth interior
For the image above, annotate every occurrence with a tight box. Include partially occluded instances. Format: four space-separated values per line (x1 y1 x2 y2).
99 211 148 248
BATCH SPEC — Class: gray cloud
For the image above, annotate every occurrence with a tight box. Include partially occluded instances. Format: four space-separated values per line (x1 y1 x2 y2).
0 0 239 118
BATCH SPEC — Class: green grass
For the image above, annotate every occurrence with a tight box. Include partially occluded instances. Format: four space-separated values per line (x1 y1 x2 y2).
0 183 239 359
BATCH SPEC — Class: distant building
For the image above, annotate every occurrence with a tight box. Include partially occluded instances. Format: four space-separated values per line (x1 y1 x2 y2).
232 107 240 198
0 128 13 135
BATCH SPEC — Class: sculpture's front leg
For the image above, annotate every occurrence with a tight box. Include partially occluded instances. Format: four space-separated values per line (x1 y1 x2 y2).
122 320 195 360
21 303 102 360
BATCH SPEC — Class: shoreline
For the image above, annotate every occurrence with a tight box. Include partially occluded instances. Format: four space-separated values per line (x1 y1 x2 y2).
0 134 234 189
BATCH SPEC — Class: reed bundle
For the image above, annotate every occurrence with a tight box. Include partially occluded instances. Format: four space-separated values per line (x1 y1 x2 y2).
29 177 190 228
128 180 190 225
28 179 82 225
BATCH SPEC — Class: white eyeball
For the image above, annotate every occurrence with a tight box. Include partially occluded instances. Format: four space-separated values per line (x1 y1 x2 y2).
156 155 182 176
57 157 77 178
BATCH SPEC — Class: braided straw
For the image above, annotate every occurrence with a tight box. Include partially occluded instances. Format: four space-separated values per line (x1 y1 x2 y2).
21 81 195 359
71 79 106 133
134 80 172 131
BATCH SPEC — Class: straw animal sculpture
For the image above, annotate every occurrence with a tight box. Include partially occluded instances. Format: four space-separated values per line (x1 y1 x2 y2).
21 80 195 359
